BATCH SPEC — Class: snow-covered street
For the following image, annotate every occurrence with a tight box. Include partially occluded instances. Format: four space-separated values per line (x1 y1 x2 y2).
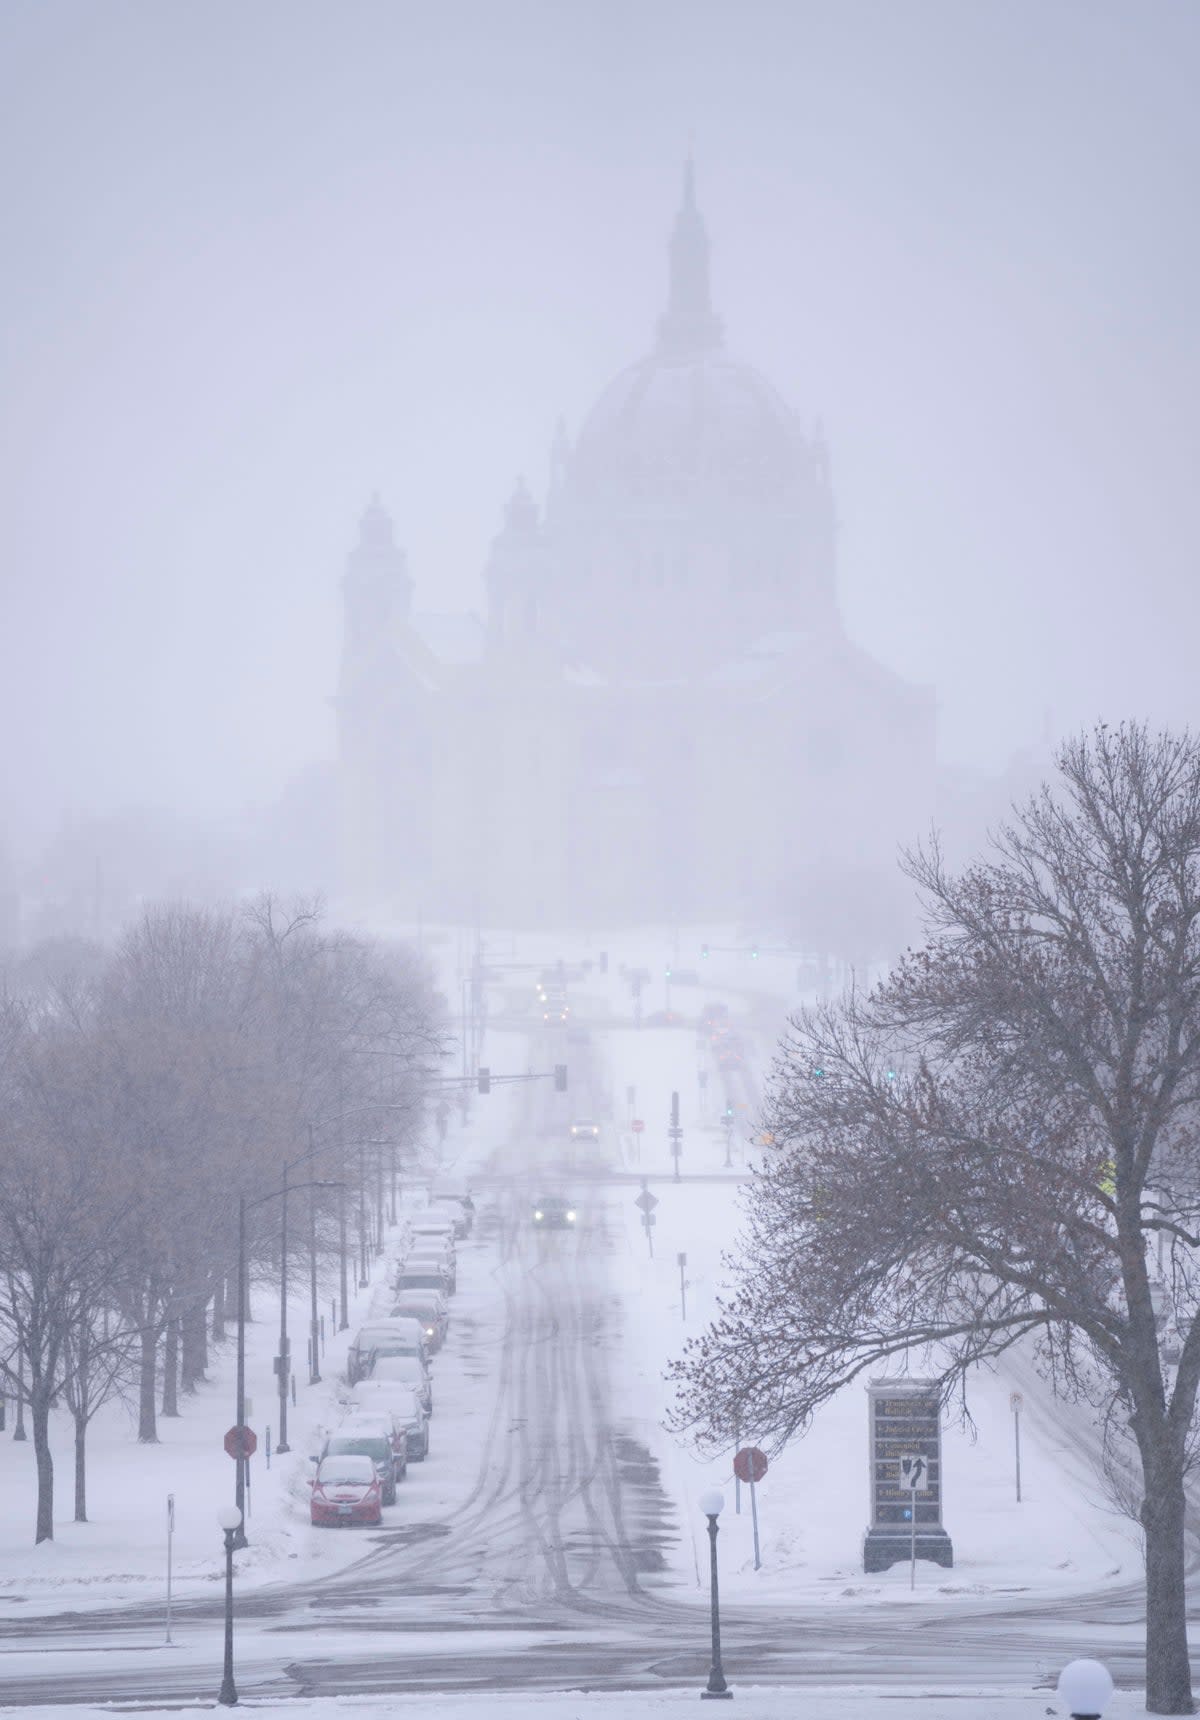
0 933 1173 1709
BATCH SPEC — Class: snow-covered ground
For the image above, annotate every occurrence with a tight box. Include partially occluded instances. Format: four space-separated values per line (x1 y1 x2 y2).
0 922 1160 1706
0 1065 524 1617
0 1688 1156 1720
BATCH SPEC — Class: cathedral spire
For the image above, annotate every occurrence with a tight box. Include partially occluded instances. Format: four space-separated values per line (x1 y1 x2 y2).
657 157 723 358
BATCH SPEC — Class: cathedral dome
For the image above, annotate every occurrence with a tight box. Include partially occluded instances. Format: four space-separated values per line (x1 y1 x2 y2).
565 162 811 506
571 347 805 503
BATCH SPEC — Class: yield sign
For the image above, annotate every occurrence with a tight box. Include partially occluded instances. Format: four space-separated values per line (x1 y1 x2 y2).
635 1189 659 1214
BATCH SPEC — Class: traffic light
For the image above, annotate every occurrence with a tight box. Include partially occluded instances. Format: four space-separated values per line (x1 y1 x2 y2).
554 1063 568 1092
750 945 759 960
724 1102 734 1119
885 1068 897 1083
813 1066 825 1080
665 965 672 979
701 943 709 959
477 1067 491 1094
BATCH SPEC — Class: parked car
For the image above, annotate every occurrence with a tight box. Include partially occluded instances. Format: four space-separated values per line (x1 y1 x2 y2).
533 1194 577 1229
432 1184 475 1218
411 1214 458 1244
406 1247 456 1293
394 1265 452 1298
429 1198 470 1238
348 1379 431 1460
318 1420 403 1503
348 1315 428 1383
369 1350 434 1415
390 1290 449 1351
309 1453 382 1527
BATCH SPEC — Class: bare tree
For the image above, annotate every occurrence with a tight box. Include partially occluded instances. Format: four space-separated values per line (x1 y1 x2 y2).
61 1301 137 1522
670 725 1200 1716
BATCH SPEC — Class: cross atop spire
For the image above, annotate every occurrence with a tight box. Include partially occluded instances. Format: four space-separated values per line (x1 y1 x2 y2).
657 158 724 358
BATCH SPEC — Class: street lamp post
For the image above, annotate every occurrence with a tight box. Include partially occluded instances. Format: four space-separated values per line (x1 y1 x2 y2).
308 1180 321 1385
276 1158 291 1452
337 1182 349 1330
216 1505 242 1706
699 1489 732 1700
234 1173 342 1536
357 1141 369 1288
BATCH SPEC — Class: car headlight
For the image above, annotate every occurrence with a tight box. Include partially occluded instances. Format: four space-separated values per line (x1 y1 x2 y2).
567 1210 577 1221
534 1210 544 1220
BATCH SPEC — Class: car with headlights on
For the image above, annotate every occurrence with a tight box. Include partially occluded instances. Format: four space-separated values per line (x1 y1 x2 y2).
309 1452 382 1527
532 1194 577 1229
390 1290 449 1352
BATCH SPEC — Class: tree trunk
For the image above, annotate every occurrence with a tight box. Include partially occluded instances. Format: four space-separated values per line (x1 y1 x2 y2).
1142 1455 1194 1712
73 1413 87 1523
180 1300 207 1393
212 1276 225 1343
161 1318 179 1417
31 1391 54 1544
138 1327 158 1442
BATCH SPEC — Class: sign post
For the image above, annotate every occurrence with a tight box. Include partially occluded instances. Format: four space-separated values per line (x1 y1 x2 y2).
165 1493 175 1645
1009 1391 1023 1503
733 1447 768 1571
677 1252 687 1321
863 1380 952 1573
900 1453 926 1589
668 1091 683 1182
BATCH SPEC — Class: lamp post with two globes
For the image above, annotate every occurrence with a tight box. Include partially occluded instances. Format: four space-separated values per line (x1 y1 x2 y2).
699 1489 732 1700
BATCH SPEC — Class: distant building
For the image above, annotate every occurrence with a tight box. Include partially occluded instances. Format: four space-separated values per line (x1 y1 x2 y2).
336 167 935 943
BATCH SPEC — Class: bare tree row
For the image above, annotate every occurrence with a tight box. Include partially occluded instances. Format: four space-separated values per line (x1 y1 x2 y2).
0 898 443 1543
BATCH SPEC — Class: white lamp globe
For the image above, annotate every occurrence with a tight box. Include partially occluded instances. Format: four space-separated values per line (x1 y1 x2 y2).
216 1505 243 1533
699 1489 725 1518
1056 1659 1114 1717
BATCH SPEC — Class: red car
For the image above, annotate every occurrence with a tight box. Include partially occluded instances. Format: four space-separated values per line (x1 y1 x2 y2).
310 1453 382 1527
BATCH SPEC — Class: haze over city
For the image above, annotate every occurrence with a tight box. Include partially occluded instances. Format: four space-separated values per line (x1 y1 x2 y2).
3 8 1200 1720
3 0 1199 861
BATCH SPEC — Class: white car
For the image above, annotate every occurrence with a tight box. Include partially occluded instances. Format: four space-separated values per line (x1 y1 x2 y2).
348 1379 431 1460
369 1350 433 1416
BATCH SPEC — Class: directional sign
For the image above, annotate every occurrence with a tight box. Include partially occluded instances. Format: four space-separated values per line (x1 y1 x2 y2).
1009 1391 1023 1413
899 1453 928 1491
635 1189 659 1214
631 1119 645 1134
733 1446 768 1484
224 1425 258 1461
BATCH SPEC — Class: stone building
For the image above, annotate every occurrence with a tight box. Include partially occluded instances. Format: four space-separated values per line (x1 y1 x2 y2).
336 167 935 943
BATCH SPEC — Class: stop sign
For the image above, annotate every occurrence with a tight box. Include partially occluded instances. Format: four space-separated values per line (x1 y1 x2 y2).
733 1445 768 1484
224 1424 258 1461
631 1119 645 1133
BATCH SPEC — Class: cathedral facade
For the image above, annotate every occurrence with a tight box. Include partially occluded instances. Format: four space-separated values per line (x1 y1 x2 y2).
336 169 935 943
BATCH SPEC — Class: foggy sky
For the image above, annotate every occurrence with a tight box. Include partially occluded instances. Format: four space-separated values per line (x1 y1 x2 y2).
3 0 1198 853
